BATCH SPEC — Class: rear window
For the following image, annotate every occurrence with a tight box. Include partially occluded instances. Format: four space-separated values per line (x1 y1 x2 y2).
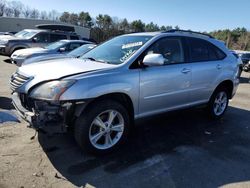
50 34 67 42
70 35 79 40
187 37 226 62
241 53 250 59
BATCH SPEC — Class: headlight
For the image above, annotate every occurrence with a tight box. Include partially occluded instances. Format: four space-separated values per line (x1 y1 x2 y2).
0 40 8 45
30 80 76 100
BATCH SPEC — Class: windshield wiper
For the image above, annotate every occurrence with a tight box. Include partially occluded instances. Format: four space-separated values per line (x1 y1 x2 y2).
82 57 111 64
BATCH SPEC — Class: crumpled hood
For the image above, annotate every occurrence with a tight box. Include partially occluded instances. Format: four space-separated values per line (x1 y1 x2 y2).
18 58 116 82
12 47 48 57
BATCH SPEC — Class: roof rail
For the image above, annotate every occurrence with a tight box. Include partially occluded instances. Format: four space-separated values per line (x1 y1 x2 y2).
163 29 214 38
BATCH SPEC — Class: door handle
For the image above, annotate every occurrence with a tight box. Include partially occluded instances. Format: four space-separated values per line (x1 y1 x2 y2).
216 64 222 69
181 68 191 74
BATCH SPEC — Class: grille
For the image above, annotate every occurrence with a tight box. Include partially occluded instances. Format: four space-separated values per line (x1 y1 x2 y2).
10 72 30 91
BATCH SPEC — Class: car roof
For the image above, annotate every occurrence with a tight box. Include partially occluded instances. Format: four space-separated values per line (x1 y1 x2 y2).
59 39 93 43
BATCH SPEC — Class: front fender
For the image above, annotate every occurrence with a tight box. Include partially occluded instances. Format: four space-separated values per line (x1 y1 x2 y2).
60 69 140 114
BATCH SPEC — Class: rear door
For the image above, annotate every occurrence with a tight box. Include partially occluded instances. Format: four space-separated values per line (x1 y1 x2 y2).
186 37 227 104
139 37 192 116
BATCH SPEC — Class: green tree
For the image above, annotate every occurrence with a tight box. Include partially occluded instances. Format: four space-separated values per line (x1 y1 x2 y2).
130 20 145 32
60 12 70 23
79 11 93 27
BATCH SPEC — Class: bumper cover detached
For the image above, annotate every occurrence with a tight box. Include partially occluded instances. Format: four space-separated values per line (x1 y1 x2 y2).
12 92 71 133
12 92 35 125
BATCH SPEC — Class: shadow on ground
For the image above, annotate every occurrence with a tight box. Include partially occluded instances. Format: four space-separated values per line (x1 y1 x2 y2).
0 96 14 110
38 106 250 188
3 58 11 64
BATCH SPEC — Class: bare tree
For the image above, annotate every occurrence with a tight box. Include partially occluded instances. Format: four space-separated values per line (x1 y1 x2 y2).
10 1 23 17
30 8 39 19
40 10 48 20
22 5 31 18
0 0 6 16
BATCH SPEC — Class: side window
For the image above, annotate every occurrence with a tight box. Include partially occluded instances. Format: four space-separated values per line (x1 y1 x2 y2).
50 34 67 42
67 43 83 51
34 33 49 43
145 37 185 64
70 35 79 40
187 37 226 62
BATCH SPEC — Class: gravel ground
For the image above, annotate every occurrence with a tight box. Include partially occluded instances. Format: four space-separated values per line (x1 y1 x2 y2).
0 55 250 188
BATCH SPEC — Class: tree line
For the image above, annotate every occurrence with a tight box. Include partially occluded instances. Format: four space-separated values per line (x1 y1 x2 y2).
1 0 250 50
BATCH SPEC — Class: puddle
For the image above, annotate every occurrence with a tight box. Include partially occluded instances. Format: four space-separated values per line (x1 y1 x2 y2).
0 110 20 124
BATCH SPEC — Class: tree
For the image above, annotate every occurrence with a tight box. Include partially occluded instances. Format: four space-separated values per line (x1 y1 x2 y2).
119 18 129 32
0 0 6 16
10 1 23 17
69 13 78 25
40 10 48 20
22 5 31 18
145 22 159 32
78 11 93 27
60 11 70 23
130 20 145 32
30 8 39 19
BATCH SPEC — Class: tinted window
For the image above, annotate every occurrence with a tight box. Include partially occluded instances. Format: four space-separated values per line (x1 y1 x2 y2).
70 35 79 40
188 37 226 62
50 34 67 42
241 53 250 59
34 33 49 42
67 43 83 51
146 37 184 64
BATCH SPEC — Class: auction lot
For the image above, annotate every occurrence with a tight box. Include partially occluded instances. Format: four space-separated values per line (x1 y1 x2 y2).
0 55 250 188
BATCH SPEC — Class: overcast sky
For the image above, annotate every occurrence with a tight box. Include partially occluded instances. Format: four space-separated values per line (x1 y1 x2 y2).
19 0 250 32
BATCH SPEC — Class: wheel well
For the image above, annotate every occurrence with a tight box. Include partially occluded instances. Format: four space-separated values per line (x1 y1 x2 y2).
215 80 234 99
11 47 26 54
83 93 134 120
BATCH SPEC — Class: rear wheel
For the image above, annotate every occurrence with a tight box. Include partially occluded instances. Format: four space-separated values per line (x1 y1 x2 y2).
74 100 130 154
207 87 229 119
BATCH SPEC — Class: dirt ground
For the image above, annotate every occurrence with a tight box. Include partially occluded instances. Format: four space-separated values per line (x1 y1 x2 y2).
0 55 250 188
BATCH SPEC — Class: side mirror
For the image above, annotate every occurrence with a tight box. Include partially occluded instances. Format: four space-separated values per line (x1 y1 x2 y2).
142 54 165 67
32 37 38 42
59 47 66 53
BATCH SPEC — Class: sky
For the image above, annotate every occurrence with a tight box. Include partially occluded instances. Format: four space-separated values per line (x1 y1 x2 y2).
19 0 250 32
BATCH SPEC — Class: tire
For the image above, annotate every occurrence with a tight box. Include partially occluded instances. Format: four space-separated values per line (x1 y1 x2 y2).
207 86 229 119
74 100 130 154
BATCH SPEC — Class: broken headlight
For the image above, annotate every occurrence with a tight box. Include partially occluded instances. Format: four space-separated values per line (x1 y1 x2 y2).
30 80 76 100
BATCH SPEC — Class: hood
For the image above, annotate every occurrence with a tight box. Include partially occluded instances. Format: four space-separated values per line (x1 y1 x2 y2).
23 54 69 66
13 47 48 57
18 58 116 81
0 35 17 40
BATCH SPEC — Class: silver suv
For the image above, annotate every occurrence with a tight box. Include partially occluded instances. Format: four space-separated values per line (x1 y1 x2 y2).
0 29 80 56
11 30 240 154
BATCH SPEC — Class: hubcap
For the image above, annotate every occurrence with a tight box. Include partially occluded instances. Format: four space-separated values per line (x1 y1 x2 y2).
89 110 124 150
213 91 228 116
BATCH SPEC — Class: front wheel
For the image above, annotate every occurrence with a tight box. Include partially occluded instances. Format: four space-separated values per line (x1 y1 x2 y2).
207 87 229 119
74 100 130 154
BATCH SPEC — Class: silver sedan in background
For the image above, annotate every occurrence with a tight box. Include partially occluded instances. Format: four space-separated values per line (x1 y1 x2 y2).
11 40 93 66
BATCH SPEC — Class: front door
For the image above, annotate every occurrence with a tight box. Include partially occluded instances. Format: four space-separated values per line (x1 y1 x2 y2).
139 37 191 116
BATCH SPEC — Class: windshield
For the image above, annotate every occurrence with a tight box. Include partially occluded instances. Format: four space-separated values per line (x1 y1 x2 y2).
22 31 39 39
45 41 67 50
14 30 29 38
80 35 152 64
69 44 96 57
241 53 250 59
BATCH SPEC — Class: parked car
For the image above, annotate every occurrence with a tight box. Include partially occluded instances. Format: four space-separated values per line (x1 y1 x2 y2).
11 30 239 154
241 53 250 66
0 26 80 56
21 43 97 66
230 50 243 76
243 60 250 72
11 40 92 66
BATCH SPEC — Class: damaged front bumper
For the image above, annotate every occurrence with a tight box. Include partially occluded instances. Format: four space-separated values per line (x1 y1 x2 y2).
12 92 77 133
